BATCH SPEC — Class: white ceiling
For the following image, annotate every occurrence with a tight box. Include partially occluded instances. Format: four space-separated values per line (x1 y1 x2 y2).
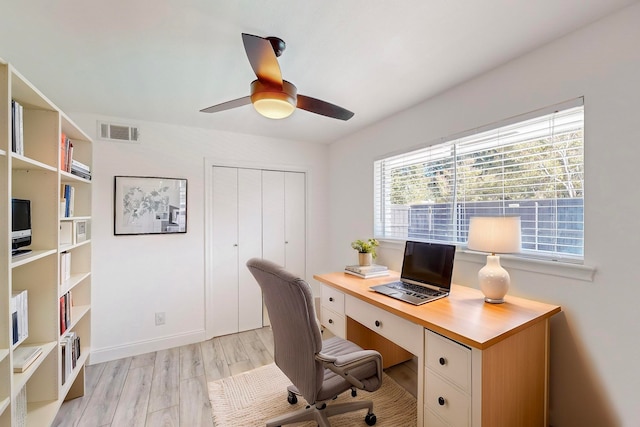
0 0 636 144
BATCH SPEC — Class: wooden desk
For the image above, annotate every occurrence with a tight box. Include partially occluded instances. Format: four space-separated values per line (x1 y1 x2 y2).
314 271 561 427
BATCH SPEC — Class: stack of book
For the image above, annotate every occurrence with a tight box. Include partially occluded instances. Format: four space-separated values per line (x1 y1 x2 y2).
345 264 389 279
71 159 91 181
13 345 42 373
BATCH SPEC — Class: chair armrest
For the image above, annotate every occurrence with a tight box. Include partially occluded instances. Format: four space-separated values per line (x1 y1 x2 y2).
316 350 382 391
316 352 337 363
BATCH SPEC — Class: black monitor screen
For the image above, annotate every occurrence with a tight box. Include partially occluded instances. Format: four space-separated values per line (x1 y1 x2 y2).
12 198 32 252
12 199 31 231
401 241 456 290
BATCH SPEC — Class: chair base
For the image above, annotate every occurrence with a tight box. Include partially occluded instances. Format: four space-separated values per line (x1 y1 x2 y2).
266 399 374 427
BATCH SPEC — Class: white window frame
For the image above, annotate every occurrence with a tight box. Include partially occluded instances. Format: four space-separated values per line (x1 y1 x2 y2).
374 98 586 266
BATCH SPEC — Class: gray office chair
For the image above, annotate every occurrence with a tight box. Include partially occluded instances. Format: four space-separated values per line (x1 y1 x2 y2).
246 258 383 427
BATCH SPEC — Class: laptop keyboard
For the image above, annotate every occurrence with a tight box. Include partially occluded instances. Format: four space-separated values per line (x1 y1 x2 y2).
388 281 442 297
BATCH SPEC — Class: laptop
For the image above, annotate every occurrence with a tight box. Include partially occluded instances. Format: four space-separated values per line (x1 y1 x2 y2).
370 241 456 305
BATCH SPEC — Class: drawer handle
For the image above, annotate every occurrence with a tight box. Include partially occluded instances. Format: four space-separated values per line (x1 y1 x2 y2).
374 320 381 328
439 357 447 366
329 297 334 302
438 396 446 406
328 319 333 324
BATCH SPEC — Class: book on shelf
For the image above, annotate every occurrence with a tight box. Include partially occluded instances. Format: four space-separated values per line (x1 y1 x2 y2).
61 332 81 384
60 184 75 217
11 290 28 345
13 345 43 373
71 158 91 173
60 251 71 283
60 291 73 335
60 133 74 172
11 100 24 155
60 222 73 245
70 168 91 181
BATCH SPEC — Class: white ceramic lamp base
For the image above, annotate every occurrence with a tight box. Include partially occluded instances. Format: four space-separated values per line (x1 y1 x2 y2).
478 255 510 304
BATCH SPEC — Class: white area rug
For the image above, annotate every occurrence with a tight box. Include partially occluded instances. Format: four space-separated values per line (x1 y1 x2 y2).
209 363 416 426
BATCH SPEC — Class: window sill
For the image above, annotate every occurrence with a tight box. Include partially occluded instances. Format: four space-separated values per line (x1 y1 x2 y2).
378 239 596 282
456 250 596 282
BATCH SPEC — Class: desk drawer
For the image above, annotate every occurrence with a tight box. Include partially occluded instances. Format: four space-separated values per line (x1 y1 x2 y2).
425 369 470 427
321 285 345 315
425 408 450 427
321 306 345 338
425 330 471 393
346 295 422 355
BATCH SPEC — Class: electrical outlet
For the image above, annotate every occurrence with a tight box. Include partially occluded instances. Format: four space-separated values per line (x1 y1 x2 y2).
155 312 166 326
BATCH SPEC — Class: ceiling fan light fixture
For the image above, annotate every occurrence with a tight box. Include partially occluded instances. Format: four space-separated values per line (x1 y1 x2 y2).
252 96 296 119
251 80 297 119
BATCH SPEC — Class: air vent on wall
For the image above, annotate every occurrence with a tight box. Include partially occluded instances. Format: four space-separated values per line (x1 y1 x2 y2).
98 121 140 143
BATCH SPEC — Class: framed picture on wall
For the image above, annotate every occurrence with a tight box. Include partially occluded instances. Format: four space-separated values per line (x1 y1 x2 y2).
114 176 188 235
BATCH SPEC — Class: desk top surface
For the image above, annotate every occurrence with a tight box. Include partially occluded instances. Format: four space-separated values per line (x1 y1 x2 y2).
314 271 561 349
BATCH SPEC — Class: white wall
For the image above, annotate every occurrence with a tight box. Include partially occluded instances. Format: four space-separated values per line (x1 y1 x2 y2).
328 4 640 426
69 113 330 364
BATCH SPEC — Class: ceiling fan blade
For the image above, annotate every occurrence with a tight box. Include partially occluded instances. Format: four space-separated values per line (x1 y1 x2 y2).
297 95 354 121
200 96 252 113
242 33 283 88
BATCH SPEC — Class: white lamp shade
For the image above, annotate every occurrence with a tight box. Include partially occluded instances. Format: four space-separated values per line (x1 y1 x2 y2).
467 216 521 254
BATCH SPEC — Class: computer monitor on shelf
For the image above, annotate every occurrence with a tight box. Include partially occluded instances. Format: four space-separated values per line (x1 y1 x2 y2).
11 198 32 256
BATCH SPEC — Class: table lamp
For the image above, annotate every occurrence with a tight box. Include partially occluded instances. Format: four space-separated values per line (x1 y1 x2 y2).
467 216 521 303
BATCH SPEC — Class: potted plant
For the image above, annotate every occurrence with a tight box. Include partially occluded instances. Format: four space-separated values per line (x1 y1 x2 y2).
351 238 379 266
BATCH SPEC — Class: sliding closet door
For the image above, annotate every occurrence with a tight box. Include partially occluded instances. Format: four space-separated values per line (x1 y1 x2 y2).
211 166 239 337
285 172 306 278
237 168 263 331
208 165 306 337
262 171 286 266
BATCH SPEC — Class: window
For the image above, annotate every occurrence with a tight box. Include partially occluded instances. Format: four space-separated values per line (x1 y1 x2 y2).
374 99 584 262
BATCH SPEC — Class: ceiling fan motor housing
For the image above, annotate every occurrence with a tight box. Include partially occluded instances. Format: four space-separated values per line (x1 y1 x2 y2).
266 36 286 57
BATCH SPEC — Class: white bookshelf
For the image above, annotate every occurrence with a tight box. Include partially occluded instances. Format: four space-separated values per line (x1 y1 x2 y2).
1 58 92 427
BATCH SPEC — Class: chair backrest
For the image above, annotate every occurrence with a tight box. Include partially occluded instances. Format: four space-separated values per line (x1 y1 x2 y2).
246 258 324 404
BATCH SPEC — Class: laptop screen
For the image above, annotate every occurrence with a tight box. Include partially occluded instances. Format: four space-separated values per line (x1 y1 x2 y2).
401 241 456 290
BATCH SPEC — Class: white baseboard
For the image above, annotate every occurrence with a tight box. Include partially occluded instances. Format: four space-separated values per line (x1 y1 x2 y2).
88 329 207 365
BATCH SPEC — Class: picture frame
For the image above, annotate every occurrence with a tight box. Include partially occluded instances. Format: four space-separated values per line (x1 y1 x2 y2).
114 176 187 235
73 219 88 244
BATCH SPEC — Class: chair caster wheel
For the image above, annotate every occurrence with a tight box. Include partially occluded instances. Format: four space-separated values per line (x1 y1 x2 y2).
287 391 298 405
365 412 377 425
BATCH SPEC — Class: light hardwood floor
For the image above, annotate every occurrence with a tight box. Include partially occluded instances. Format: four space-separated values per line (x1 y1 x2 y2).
53 327 416 427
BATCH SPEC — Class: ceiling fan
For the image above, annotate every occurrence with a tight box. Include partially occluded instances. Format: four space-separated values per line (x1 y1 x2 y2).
200 33 354 121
